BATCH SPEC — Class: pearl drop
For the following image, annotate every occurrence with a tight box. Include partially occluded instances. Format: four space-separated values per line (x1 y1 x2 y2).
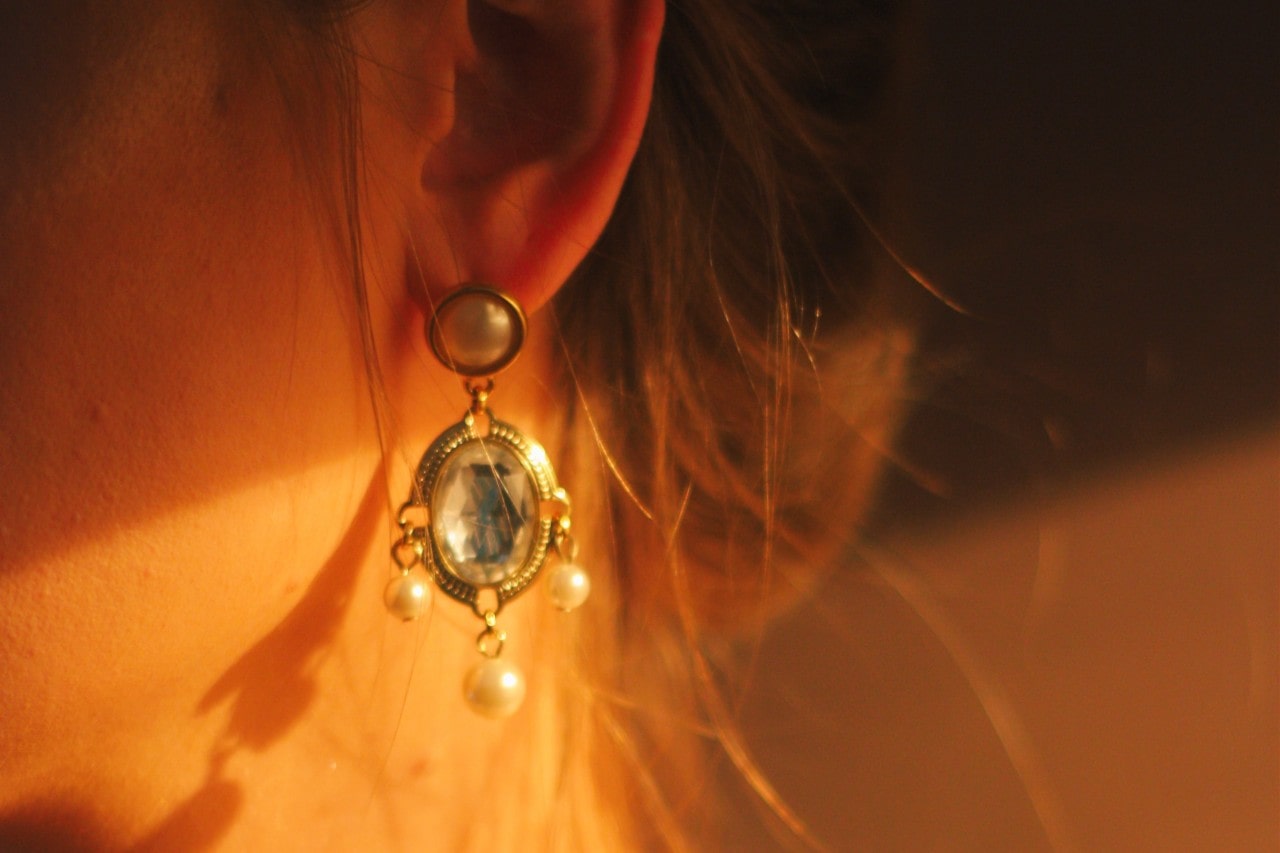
546 562 591 612
463 658 526 718
384 574 430 621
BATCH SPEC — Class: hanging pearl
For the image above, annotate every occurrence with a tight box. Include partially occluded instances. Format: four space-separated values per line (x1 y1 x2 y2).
463 657 526 718
546 562 591 612
384 573 430 621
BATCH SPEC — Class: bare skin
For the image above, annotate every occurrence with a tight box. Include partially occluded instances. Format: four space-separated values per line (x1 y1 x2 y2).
0 0 661 847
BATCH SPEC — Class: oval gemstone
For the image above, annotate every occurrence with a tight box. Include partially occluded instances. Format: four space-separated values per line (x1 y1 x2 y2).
432 440 537 585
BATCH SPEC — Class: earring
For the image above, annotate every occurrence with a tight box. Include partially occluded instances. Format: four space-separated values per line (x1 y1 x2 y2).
386 284 590 718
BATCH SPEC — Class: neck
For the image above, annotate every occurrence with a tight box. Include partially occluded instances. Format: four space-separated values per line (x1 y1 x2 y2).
129 467 578 850
0 315 610 849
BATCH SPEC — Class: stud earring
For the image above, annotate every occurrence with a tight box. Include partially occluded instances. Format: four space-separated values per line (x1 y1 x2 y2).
386 284 590 718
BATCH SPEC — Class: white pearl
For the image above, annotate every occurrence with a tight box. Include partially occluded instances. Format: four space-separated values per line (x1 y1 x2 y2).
431 290 522 375
546 562 591 612
384 574 430 621
463 658 526 718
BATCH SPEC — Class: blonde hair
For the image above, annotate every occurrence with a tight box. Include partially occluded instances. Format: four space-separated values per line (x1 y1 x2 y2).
281 0 913 846
550 1 912 846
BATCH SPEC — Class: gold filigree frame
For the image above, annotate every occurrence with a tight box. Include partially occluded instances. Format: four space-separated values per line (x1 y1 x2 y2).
411 411 567 611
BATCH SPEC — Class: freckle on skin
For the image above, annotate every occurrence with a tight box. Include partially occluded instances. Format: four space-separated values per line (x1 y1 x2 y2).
213 82 232 117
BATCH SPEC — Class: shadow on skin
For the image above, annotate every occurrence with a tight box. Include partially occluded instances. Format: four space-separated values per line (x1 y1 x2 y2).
131 471 388 851
0 808 112 852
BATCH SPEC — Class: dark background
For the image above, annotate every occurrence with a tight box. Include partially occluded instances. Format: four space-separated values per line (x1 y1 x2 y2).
722 1 1277 849
876 0 1276 521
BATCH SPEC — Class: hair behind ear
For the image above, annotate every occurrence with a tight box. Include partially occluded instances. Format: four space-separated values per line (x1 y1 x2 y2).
552 0 907 844
561 0 904 623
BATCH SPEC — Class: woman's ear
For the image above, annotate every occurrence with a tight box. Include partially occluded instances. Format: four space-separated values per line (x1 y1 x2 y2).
357 0 664 313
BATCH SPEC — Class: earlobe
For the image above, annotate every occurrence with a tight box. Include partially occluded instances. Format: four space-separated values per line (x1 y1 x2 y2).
404 0 664 312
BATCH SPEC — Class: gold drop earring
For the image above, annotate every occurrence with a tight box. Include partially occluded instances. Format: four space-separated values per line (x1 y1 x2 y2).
385 284 590 718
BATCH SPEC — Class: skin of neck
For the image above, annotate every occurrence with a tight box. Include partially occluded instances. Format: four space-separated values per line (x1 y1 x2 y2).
0 2 616 845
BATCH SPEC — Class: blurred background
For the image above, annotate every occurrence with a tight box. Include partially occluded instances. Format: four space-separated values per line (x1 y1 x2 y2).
722 1 1277 848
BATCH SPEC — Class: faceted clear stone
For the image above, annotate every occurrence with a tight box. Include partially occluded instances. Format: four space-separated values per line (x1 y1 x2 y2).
433 441 537 585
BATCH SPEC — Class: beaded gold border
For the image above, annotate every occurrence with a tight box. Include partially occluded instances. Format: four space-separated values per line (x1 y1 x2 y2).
413 413 561 610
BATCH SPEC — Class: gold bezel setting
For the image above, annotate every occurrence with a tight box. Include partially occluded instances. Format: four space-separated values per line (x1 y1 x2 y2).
411 412 567 610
